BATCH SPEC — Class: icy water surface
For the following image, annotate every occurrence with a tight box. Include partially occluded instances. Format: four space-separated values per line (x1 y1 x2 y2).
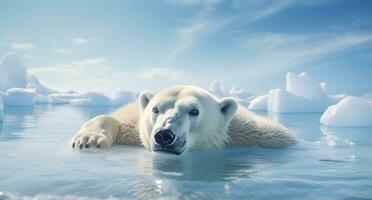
0 105 372 200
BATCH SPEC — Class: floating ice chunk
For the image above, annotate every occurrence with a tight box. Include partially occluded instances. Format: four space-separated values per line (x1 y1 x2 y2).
320 96 372 127
286 72 323 100
267 89 327 113
1 88 36 106
263 72 345 113
248 94 268 110
70 92 112 106
0 53 28 91
110 89 137 106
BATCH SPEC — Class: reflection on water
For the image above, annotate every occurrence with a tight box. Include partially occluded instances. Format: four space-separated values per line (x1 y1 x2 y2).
320 126 372 146
0 105 371 200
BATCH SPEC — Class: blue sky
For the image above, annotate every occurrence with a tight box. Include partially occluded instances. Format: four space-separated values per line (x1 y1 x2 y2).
0 0 371 95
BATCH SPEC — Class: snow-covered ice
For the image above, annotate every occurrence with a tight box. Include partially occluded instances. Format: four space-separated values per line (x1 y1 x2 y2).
69 90 137 106
267 89 328 113
249 72 344 113
27 74 56 95
247 94 267 110
286 72 324 100
110 89 137 106
0 53 136 107
320 96 372 127
0 88 37 106
267 72 331 113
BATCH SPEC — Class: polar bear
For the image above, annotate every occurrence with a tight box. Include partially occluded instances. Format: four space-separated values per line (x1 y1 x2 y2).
71 85 295 154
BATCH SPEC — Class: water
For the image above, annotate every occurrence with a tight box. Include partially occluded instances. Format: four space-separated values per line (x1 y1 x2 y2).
0 105 371 200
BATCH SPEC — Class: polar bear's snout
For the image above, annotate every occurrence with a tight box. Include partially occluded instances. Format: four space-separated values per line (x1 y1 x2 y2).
153 128 187 155
154 129 175 146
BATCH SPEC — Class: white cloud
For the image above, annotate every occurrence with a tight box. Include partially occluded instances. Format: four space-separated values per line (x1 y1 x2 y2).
72 37 94 45
166 0 295 62
10 42 34 50
166 0 340 62
166 1 230 62
71 58 105 66
54 48 70 54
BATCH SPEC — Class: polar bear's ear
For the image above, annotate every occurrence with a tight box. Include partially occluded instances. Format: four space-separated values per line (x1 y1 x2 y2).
138 91 154 111
219 97 238 122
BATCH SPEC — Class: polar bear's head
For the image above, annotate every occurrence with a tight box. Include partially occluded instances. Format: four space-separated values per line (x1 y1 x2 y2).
138 86 237 155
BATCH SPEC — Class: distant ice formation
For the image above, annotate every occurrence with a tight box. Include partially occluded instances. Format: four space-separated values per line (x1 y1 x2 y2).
209 80 252 107
0 88 37 106
248 72 345 113
320 96 372 127
0 53 28 91
247 94 267 110
0 53 136 107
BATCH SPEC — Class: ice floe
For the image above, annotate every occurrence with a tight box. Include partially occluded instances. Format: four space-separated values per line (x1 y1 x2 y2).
320 96 372 127
0 88 36 106
249 72 345 113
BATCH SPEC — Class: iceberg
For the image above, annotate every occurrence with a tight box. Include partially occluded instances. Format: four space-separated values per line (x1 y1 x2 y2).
209 80 227 97
0 53 57 106
0 53 28 91
209 80 252 107
320 96 372 127
247 94 267 110
267 89 328 113
0 88 37 106
69 90 137 106
27 74 56 95
110 89 137 106
0 53 136 107
248 72 345 113
286 72 324 100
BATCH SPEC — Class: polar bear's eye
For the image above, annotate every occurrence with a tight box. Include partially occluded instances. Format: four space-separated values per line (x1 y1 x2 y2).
152 107 159 114
189 109 199 116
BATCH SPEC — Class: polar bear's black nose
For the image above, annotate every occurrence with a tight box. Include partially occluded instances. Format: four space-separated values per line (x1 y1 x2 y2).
154 129 175 146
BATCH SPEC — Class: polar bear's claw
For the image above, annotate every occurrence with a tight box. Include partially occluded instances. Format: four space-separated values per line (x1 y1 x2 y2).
71 130 112 150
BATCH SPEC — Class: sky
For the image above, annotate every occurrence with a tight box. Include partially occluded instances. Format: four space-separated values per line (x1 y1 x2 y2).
0 0 371 95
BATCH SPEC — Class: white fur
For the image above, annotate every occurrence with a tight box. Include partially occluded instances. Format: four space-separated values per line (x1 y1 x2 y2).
71 86 295 152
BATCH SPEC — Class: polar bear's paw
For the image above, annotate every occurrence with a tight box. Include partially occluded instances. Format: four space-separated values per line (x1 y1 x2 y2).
70 130 113 150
